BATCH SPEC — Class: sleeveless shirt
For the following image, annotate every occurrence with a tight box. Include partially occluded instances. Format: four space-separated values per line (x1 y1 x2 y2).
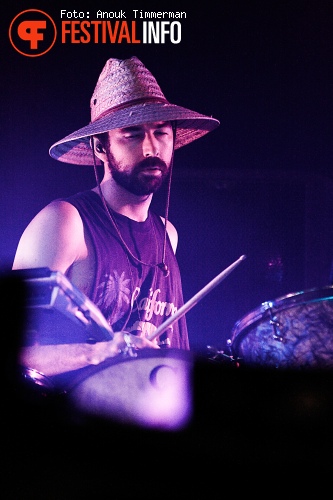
63 190 190 350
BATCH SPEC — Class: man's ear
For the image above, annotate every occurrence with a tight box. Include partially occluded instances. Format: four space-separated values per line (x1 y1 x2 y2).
91 136 107 160
95 143 105 153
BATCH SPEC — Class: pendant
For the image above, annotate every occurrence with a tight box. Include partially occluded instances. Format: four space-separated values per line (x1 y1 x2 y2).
158 262 170 277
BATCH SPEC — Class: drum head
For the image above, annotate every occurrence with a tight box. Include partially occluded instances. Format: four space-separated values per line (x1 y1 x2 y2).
67 348 193 430
230 285 333 369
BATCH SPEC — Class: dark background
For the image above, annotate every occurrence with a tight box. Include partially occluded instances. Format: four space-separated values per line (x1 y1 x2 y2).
2 0 333 493
1 0 333 353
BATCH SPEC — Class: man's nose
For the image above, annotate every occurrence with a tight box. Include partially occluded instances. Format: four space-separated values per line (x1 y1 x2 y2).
142 133 159 157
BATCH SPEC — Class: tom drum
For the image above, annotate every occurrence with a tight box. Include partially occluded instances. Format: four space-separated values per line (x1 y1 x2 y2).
66 348 193 430
230 285 333 369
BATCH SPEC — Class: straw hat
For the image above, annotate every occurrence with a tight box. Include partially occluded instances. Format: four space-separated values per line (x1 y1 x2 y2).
49 56 220 166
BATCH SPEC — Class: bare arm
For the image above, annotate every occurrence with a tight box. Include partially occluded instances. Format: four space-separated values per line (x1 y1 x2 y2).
12 200 86 272
13 201 159 377
20 333 159 377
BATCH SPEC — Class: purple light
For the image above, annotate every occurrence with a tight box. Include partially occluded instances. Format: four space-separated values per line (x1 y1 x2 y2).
69 351 193 430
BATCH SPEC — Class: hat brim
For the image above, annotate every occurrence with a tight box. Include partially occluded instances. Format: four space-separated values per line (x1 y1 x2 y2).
49 102 220 165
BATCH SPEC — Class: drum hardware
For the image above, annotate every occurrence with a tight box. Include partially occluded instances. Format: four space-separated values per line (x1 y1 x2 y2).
12 267 113 345
262 301 284 342
21 367 54 389
205 344 240 365
20 366 56 398
226 338 243 366
121 333 138 358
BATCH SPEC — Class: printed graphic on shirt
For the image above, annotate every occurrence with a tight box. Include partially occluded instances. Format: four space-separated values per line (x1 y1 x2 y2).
95 271 177 338
96 270 131 324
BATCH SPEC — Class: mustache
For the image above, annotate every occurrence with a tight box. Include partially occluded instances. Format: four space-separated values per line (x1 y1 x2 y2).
135 156 168 173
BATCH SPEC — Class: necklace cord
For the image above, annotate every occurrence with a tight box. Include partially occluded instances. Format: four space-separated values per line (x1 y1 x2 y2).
158 122 176 276
90 135 175 276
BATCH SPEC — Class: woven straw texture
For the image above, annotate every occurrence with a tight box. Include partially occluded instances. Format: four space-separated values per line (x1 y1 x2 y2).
49 57 220 165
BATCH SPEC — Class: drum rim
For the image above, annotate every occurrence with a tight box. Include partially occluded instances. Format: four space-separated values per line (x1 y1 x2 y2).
64 348 193 392
230 284 333 342
21 365 56 390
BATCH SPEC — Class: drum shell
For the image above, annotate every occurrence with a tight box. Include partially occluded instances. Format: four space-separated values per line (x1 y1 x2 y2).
230 286 333 369
67 348 193 429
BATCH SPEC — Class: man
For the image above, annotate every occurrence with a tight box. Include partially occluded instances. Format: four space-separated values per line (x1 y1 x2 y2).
12 56 219 379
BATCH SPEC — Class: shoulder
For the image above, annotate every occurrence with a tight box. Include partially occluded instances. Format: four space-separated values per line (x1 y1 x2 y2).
31 199 83 234
48 198 82 218
12 199 86 272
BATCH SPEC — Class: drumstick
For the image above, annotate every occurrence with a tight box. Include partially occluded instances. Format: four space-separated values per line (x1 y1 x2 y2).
148 254 247 342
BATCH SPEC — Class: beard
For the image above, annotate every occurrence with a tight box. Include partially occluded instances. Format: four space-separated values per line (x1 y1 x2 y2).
107 154 170 196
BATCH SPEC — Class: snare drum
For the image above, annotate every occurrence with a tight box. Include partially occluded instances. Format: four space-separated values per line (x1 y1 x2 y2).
67 349 193 430
230 286 333 369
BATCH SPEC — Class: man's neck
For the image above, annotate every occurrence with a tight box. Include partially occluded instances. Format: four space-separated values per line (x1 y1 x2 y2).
92 179 153 222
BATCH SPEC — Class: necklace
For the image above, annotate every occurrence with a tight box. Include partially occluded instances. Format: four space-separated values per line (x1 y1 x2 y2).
100 202 168 335
91 124 176 278
99 192 170 277
122 247 159 334
93 160 172 277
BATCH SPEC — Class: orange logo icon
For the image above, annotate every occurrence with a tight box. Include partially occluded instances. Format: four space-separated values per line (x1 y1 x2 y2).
9 9 57 57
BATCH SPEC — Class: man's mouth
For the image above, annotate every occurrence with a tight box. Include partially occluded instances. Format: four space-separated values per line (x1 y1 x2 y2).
136 157 167 175
139 166 163 174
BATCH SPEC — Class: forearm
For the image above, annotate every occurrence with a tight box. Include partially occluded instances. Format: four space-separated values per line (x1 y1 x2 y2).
19 341 120 376
19 330 159 376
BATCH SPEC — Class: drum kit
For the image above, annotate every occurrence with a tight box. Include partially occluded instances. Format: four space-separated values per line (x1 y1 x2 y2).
15 255 333 428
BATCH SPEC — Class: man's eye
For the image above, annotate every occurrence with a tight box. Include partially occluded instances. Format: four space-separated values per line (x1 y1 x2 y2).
124 133 139 139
